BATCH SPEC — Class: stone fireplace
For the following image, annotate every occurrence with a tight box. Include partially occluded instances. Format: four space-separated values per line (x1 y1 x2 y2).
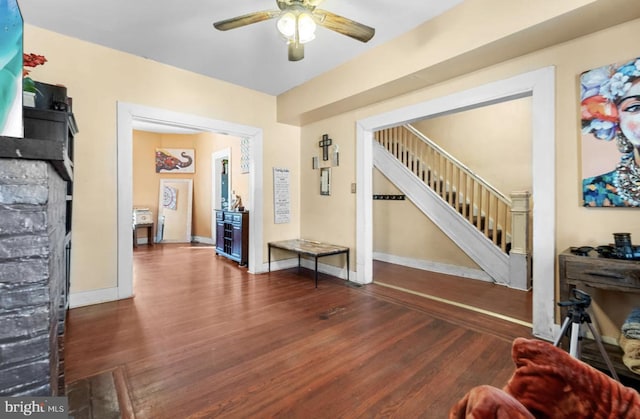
0 104 75 396
0 158 69 396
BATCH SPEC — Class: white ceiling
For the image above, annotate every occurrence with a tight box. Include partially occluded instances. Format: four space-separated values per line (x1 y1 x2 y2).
19 0 463 96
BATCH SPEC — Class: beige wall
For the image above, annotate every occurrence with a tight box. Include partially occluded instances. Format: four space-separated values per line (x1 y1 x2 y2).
371 99 532 268
24 3 640 338
191 133 249 238
132 130 253 241
24 25 300 293
412 97 532 193
299 18 640 338
278 0 636 125
372 170 480 269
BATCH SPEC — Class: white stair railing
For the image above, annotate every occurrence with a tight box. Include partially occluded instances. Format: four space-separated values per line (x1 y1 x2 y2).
374 124 529 256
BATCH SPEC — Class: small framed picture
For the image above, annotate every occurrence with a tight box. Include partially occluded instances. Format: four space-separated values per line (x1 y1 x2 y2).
312 156 319 170
320 167 331 196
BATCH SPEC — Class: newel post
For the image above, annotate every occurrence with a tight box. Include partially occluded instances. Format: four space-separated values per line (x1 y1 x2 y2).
509 191 531 290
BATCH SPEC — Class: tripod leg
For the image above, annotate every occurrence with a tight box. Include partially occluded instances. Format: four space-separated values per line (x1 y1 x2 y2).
569 322 582 358
553 316 572 347
585 322 620 382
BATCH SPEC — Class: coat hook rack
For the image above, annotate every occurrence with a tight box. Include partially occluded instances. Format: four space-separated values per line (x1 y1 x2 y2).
372 194 405 200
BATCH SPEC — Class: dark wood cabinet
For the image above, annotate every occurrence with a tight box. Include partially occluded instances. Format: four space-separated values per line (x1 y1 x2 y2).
558 248 640 387
215 210 249 266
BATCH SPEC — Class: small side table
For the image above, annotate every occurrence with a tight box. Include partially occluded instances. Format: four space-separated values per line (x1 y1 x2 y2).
133 223 154 248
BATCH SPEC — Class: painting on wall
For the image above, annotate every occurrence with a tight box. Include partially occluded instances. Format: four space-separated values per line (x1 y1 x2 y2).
581 56 640 207
155 148 195 173
0 0 23 138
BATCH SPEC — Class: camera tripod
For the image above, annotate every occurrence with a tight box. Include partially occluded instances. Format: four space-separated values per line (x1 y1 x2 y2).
552 289 619 381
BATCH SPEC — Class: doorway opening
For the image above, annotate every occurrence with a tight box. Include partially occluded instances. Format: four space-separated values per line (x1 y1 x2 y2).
117 103 264 300
356 67 556 340
211 148 232 244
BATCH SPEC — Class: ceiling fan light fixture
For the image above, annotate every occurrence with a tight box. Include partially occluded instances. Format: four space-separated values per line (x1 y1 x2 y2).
297 13 316 43
213 0 375 62
276 11 296 38
276 9 316 44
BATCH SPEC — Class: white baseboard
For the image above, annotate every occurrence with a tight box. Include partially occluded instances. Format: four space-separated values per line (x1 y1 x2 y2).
263 257 299 272
192 236 215 245
373 252 493 282
69 287 120 308
262 257 355 282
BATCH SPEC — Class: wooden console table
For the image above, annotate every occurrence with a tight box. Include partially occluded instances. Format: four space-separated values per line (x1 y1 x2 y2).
133 223 154 248
558 248 640 386
268 239 349 288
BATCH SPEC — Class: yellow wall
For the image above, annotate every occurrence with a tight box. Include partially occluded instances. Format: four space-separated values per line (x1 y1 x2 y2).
412 97 532 193
24 25 300 293
278 0 635 124
299 18 640 337
372 170 480 269
24 2 640 338
132 130 252 241
190 133 249 238
371 99 532 268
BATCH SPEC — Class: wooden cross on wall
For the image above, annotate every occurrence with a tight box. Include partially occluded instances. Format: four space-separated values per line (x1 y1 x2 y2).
319 134 332 161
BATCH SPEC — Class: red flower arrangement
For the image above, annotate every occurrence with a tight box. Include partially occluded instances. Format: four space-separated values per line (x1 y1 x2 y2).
23 53 47 93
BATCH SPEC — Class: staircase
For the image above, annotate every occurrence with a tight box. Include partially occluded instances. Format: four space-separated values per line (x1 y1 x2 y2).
373 125 530 289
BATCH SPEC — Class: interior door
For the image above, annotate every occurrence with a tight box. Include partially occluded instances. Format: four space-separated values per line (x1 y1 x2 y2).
211 148 232 243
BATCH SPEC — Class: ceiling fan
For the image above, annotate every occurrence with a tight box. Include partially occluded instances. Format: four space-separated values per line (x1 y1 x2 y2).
213 0 375 61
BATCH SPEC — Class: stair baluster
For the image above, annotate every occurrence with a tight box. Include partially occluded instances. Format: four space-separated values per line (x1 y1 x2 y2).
374 124 515 256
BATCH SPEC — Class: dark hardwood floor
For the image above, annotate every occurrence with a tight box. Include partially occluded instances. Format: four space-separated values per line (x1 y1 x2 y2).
65 244 533 418
373 260 533 325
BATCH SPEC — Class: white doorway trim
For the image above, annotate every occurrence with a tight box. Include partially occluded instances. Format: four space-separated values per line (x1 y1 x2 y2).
211 148 232 242
117 102 264 299
356 67 556 340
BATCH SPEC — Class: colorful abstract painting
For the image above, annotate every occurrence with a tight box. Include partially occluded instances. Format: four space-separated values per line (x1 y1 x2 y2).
581 56 640 207
0 0 23 137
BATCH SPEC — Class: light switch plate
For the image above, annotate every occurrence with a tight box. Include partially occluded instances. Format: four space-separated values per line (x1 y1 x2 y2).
351 183 356 193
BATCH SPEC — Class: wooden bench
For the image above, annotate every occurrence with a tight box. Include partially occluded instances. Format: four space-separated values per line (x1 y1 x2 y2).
268 239 349 287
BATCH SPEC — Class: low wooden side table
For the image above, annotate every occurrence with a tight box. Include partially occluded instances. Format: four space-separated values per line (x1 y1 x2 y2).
558 248 640 386
133 223 154 248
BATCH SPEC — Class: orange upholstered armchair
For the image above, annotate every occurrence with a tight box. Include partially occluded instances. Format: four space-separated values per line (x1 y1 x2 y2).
450 337 640 419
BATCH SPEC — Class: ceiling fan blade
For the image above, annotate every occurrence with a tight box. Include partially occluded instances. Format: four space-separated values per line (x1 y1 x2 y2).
213 10 280 31
288 42 304 61
314 9 375 43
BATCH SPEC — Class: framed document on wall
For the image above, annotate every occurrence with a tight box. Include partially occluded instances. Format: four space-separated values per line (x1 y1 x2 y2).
320 167 331 196
273 167 290 224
